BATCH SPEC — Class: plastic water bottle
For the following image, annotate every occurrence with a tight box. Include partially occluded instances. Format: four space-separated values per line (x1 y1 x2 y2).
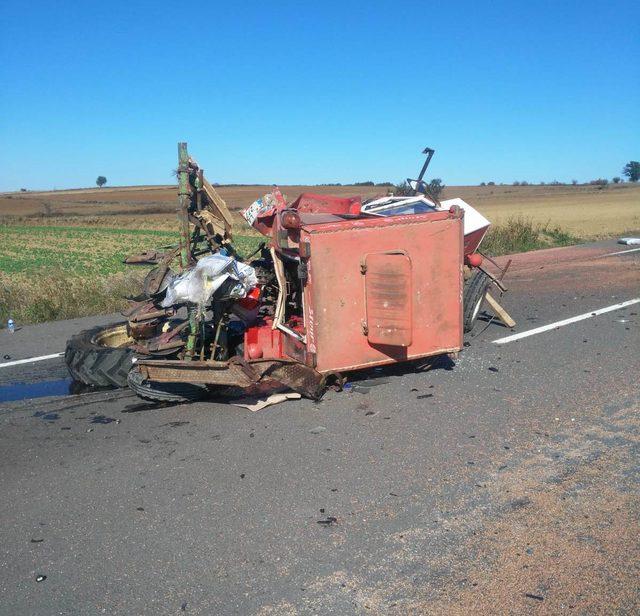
7 318 15 333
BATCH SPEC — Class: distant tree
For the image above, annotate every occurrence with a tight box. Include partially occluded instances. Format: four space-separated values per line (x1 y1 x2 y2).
393 178 445 198
512 181 520 186
428 178 445 198
480 182 486 186
520 181 529 186
354 181 375 186
394 180 412 195
571 179 578 185
487 181 495 186
622 161 639 182
589 178 609 187
539 181 546 186
96 176 107 188
612 176 622 184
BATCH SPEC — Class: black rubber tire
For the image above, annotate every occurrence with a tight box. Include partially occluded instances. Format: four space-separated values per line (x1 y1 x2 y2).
65 323 134 387
463 271 490 333
126 367 208 403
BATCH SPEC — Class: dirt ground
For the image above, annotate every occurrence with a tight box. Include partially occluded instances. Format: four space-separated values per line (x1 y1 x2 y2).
1 183 639 238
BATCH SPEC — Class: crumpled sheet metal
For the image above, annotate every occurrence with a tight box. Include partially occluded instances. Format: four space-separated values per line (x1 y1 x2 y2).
242 187 286 227
160 254 257 308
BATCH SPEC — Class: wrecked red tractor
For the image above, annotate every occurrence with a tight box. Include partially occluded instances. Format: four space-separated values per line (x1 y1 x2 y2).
65 143 498 402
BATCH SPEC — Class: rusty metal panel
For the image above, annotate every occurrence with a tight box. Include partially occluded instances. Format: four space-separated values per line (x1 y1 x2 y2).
136 358 323 397
363 252 413 346
301 212 463 373
138 359 253 386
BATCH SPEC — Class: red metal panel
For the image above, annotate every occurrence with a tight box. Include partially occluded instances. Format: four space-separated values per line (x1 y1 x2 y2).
301 211 463 373
364 252 413 346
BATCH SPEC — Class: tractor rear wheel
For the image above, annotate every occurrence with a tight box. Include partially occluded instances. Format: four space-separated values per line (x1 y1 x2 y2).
463 271 490 333
65 323 134 388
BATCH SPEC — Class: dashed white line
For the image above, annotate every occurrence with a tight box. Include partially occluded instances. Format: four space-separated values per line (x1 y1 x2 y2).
0 352 64 369
493 298 640 345
602 247 640 258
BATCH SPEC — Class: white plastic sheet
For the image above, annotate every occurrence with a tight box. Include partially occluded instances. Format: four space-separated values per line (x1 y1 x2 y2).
161 254 257 308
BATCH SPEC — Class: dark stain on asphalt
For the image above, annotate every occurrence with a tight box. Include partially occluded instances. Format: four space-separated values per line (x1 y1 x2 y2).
525 593 544 601
162 421 190 428
2 379 74 404
91 415 117 424
33 411 60 421
30 538 44 543
417 393 433 399
508 497 532 510
488 367 499 373
123 401 173 413
317 516 338 526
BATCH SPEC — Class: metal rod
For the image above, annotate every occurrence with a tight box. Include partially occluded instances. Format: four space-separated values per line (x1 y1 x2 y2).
417 147 435 183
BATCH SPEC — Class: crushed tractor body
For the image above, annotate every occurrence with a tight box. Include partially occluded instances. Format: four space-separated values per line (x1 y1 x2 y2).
66 143 499 402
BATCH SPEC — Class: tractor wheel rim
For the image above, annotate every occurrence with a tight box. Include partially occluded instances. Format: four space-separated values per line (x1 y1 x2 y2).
471 295 484 322
91 325 133 348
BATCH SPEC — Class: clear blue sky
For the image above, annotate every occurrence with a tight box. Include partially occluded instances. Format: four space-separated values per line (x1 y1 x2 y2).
1 0 638 190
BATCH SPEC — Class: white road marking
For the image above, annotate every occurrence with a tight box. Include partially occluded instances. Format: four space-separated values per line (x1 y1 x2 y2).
0 352 64 368
493 298 640 345
602 247 640 257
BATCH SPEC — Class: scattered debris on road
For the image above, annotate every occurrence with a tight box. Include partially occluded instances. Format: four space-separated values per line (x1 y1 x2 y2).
317 516 338 526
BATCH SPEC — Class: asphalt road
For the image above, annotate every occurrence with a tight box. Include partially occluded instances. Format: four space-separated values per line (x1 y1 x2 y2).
0 240 638 615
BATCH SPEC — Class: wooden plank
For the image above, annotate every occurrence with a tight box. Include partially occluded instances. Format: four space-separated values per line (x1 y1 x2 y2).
486 292 516 328
202 177 234 235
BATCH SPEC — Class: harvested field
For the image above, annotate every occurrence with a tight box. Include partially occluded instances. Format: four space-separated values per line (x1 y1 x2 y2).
1 183 638 238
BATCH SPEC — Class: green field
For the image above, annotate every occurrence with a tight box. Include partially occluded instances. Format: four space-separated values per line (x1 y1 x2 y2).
0 225 262 325
0 225 263 275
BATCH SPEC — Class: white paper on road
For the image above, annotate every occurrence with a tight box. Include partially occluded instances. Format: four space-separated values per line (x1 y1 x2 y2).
233 392 302 412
